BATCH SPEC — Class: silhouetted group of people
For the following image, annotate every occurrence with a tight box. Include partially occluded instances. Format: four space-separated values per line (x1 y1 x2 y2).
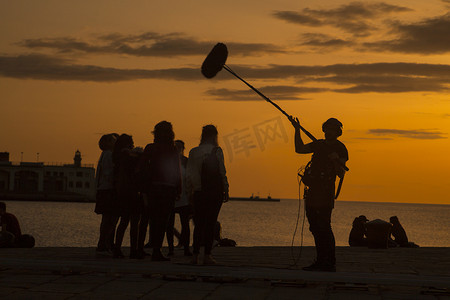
349 215 419 248
95 121 229 264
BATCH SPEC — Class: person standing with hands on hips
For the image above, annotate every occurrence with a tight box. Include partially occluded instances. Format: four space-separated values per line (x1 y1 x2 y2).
289 116 348 272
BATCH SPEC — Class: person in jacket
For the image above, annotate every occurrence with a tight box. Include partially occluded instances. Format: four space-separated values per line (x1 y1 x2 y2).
139 121 181 261
166 140 193 257
186 125 229 265
112 134 142 258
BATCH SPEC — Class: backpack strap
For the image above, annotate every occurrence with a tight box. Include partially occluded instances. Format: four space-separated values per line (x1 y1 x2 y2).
96 152 104 188
335 175 344 200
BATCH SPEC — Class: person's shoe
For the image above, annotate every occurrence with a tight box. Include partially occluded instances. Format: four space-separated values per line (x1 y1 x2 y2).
319 264 336 272
191 253 199 265
302 261 320 271
167 251 174 257
113 248 125 259
95 248 112 258
184 249 193 256
144 242 152 249
203 254 216 265
302 261 336 272
151 251 170 262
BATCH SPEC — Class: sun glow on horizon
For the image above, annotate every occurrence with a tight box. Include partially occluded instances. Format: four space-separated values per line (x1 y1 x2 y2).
1 0 449 204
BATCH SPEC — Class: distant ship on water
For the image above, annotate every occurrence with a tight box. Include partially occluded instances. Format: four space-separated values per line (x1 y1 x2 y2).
229 193 280 202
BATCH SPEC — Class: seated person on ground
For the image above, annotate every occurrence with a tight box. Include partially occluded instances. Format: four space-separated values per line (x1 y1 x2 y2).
348 215 368 247
214 221 237 247
365 219 392 249
0 202 35 248
389 216 419 248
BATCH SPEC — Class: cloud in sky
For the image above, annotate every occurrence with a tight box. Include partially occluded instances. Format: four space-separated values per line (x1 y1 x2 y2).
15 10 450 60
273 3 450 55
226 63 450 93
0 54 201 82
18 32 285 57
273 2 412 36
299 33 354 50
224 63 450 79
205 86 326 101
1 54 449 95
322 74 450 93
368 129 447 139
363 13 450 54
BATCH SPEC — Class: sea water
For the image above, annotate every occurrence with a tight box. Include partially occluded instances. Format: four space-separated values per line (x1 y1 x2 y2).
4 200 450 247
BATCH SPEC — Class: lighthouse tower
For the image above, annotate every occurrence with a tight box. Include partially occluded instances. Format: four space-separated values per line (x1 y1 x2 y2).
73 150 82 167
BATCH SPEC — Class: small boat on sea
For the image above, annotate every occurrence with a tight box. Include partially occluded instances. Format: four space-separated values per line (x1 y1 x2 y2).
229 194 280 202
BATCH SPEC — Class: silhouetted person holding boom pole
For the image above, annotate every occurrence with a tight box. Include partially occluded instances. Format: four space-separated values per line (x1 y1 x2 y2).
289 116 348 272
200 43 349 271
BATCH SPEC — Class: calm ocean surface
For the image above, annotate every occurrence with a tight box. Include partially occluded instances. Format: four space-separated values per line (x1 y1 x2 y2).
4 200 450 247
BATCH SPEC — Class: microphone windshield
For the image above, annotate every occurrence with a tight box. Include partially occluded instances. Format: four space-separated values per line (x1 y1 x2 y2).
201 43 228 79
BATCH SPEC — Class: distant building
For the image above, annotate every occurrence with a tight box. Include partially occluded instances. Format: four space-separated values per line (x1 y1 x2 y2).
0 151 95 202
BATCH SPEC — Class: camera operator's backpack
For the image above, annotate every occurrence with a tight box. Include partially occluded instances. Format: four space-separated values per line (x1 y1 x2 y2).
201 147 223 194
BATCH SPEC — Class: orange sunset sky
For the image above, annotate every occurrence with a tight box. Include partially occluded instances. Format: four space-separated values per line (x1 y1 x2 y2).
1 0 449 204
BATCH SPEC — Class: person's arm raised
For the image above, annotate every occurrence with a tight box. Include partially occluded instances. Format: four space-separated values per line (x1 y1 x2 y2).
289 116 313 154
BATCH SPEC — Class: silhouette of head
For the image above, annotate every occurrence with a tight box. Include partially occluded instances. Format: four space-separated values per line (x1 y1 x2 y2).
322 118 343 140
358 215 369 222
175 140 185 154
352 217 367 231
0 201 5 214
98 134 116 151
200 124 218 146
115 134 134 150
390 216 400 224
153 121 175 144
112 134 134 163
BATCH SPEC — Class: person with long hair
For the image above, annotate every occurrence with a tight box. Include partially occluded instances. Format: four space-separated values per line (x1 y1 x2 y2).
94 134 118 256
138 121 181 261
166 140 193 257
186 124 229 265
112 134 142 258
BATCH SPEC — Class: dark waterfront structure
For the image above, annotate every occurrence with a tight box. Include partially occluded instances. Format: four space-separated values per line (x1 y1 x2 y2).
0 151 95 202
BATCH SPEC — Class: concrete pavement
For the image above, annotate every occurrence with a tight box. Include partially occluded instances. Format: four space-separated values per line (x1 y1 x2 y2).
1 246 449 299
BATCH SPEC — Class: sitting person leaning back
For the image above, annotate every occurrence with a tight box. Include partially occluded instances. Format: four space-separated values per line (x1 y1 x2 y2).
0 202 35 248
390 216 419 248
